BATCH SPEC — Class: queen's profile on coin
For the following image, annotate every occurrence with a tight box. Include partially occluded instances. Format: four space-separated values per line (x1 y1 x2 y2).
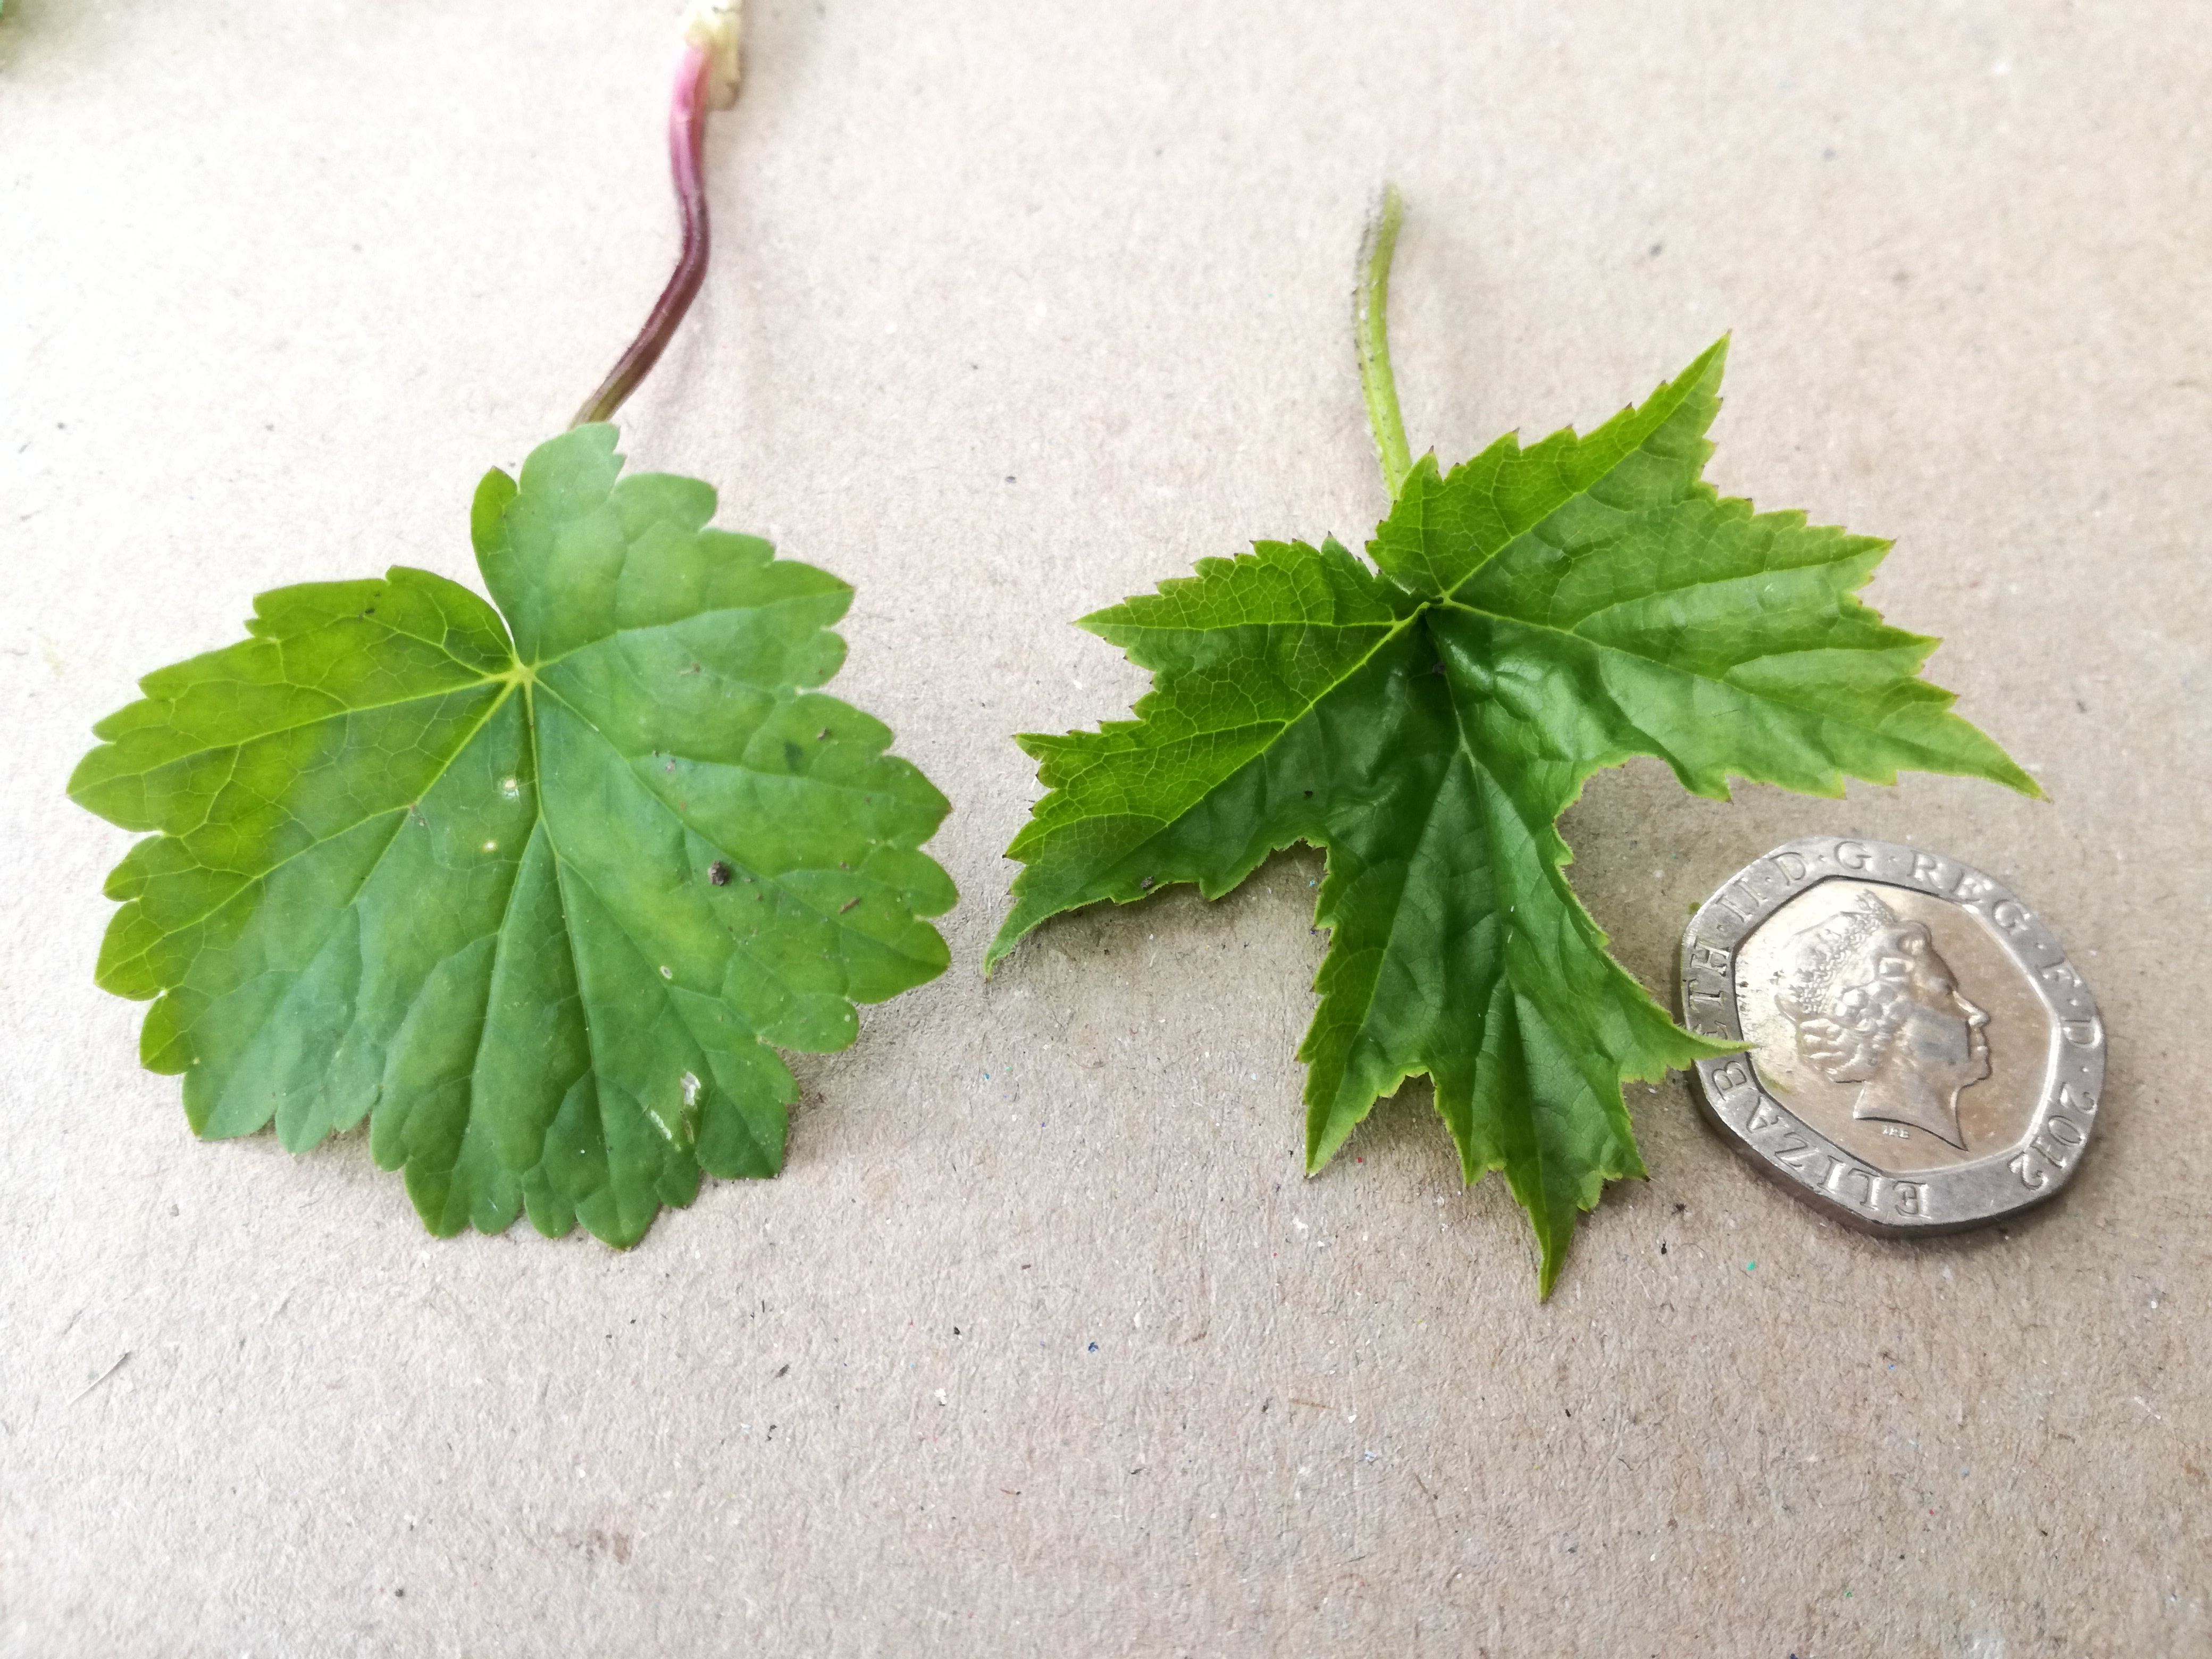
1775 891 1992 1149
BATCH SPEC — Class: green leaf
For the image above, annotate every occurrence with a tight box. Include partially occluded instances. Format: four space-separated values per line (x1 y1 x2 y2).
991 339 2037 1294
71 425 956 1246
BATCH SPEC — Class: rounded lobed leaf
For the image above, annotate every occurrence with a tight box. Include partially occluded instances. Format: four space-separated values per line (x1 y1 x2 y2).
72 425 955 1246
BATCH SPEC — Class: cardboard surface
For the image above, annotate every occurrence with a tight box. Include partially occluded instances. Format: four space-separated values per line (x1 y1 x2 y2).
3 2 2206 1652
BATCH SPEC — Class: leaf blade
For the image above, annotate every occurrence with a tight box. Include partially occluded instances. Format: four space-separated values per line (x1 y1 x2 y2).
73 427 955 1244
996 339 2037 1294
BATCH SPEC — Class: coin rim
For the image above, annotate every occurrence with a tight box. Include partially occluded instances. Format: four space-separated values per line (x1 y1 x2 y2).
1677 835 2105 1238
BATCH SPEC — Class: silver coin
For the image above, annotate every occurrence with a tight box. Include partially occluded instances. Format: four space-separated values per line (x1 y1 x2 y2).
1678 836 2104 1235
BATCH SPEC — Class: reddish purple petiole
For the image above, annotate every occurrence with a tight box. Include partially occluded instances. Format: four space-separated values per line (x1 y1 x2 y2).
572 5 741 428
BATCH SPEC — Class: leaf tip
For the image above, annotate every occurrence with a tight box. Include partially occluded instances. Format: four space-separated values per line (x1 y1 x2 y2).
62 753 102 815
470 464 522 554
1683 332 1731 398
1303 1109 1356 1178
982 911 1032 978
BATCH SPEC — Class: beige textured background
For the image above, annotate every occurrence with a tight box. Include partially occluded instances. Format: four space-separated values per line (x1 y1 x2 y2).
3 2 2206 1653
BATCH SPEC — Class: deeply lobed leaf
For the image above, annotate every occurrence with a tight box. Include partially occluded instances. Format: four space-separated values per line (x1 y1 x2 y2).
993 339 2037 1294
73 425 955 1245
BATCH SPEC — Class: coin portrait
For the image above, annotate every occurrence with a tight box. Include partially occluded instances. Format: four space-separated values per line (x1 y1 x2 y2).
1679 837 2104 1234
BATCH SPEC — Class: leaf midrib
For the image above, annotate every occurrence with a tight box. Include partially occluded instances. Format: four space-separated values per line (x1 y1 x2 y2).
91 672 513 782
531 675 933 959
518 588 848 677
1079 611 1425 813
1311 613 1554 1090
104 681 522 972
1423 647 1602 1239
1431 590 1914 734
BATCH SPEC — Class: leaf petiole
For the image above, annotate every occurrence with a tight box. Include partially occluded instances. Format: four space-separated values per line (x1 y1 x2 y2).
1355 182 1413 500
571 3 744 428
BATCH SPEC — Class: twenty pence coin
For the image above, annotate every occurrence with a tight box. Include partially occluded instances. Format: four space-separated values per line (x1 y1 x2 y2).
1679 836 2104 1236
